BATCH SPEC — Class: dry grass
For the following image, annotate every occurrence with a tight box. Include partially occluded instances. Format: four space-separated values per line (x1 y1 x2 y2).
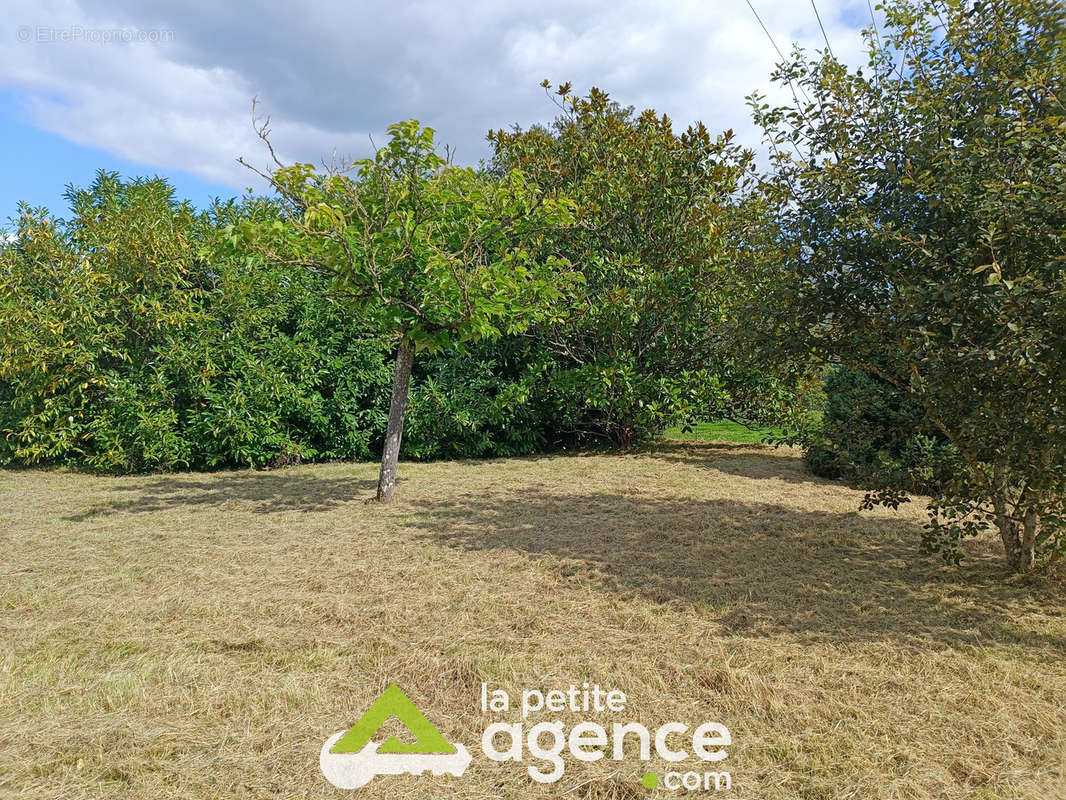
1 441 1064 799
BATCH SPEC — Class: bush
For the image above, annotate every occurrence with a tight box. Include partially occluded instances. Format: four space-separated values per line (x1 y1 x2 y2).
0 167 808 473
404 338 561 460
0 174 394 471
804 368 956 496
0 173 572 471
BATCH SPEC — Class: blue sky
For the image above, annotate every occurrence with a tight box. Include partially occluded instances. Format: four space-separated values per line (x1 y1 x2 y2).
0 91 237 223
1 1 875 227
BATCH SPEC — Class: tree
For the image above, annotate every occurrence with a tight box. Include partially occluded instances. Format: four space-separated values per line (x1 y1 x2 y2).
244 119 575 501
490 85 796 444
0 173 396 472
753 0 1066 570
0 173 203 469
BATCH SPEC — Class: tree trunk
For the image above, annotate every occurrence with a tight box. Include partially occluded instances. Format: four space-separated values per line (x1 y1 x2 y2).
376 337 415 503
1019 506 1039 572
992 491 1037 573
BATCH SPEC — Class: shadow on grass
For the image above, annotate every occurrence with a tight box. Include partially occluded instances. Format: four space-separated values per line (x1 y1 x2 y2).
403 489 1066 655
65 471 377 520
60 447 1064 655
643 440 829 486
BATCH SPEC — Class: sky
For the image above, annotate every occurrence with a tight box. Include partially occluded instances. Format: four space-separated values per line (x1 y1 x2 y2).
1 0 877 223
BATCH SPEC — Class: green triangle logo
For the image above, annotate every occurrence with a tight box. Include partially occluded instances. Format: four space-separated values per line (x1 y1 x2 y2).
330 684 457 755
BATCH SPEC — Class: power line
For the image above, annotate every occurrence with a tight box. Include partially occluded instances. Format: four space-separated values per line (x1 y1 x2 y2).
811 0 836 57
745 0 789 64
744 0 815 109
867 0 881 42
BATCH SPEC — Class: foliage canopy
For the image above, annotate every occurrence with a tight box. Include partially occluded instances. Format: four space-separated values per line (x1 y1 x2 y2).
753 0 1066 570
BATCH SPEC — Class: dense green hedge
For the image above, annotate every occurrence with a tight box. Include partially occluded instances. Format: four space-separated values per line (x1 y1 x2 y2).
0 178 394 470
0 176 579 471
0 170 799 472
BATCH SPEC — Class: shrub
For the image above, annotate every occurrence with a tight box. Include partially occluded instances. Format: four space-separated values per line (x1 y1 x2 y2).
804 368 956 496
0 173 393 471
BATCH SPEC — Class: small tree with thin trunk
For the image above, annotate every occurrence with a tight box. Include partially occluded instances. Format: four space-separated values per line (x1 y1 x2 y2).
242 119 575 501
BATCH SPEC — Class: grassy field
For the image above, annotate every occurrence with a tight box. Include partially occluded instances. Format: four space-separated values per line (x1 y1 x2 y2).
2 441 1064 799
663 421 779 445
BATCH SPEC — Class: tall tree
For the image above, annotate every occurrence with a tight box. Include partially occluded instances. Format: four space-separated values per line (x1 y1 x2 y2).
244 119 575 501
753 0 1066 570
490 85 792 444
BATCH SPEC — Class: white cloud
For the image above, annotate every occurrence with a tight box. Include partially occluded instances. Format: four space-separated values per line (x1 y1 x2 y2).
1 0 877 190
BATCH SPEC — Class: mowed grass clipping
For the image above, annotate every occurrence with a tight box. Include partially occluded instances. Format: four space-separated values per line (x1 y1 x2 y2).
1 442 1064 800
